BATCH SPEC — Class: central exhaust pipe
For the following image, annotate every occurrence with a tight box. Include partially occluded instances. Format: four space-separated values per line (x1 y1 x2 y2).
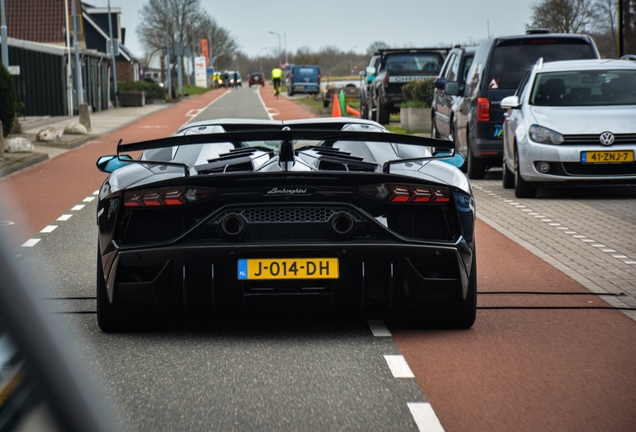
221 214 245 237
331 213 354 235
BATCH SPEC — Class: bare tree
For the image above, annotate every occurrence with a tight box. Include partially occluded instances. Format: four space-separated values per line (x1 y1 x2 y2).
366 41 389 55
136 0 238 81
527 0 598 33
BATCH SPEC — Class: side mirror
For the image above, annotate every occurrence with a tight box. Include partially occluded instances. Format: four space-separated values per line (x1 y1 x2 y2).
434 77 448 90
359 70 366 77
501 95 521 109
444 81 460 96
434 152 465 169
96 154 133 173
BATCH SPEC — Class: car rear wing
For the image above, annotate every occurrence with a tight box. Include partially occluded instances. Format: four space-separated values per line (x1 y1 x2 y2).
117 128 454 154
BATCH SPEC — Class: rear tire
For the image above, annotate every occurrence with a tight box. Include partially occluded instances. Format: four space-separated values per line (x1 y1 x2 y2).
502 158 515 189
514 148 537 198
376 101 390 125
431 114 440 138
406 248 477 329
466 134 486 179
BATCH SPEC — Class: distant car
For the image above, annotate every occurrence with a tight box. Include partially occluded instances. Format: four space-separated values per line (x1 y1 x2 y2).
288 65 321 96
249 71 265 87
95 118 476 331
431 45 476 146
448 30 601 179
501 59 636 198
228 71 242 88
369 48 449 124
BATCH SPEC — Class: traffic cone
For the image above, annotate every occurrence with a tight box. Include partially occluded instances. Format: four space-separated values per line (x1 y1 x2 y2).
339 90 347 116
346 106 361 117
332 91 342 117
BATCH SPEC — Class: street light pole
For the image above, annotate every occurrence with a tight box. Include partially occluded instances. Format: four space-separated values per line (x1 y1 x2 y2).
1 0 8 68
269 31 281 66
71 0 83 105
107 0 118 108
165 14 171 97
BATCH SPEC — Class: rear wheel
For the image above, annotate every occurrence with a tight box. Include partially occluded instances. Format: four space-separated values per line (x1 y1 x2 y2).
406 248 477 329
360 97 369 119
502 158 515 189
466 134 486 179
376 101 390 125
514 148 537 198
431 113 440 138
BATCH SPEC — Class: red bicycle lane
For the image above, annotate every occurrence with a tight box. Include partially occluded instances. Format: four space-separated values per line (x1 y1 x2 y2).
0 89 227 245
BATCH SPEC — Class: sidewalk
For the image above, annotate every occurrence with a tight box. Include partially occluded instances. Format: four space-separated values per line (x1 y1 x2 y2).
0 103 170 178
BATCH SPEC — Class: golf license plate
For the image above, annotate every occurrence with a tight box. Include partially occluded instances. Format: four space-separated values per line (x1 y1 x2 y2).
238 258 338 280
581 150 634 163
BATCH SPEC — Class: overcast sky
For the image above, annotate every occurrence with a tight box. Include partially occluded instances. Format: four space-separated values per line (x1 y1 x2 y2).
104 0 537 58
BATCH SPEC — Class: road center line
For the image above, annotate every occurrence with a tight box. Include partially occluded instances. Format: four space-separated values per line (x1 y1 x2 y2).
407 402 445 432
384 355 415 378
21 239 40 247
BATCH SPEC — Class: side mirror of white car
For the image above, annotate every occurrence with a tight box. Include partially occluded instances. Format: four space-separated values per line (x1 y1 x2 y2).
501 95 521 109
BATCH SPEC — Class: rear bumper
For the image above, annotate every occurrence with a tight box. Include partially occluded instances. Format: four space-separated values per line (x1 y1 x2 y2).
101 239 473 313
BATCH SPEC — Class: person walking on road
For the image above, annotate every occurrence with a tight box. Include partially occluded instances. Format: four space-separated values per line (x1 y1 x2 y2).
271 66 283 98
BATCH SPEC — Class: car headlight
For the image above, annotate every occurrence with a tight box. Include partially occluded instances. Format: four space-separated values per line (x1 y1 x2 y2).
528 125 564 145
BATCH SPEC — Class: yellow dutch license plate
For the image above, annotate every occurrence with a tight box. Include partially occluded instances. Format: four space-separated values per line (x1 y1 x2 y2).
237 258 338 280
581 150 634 163
296 85 305 89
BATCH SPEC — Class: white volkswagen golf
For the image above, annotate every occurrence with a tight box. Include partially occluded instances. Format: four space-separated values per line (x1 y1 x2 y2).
501 58 636 198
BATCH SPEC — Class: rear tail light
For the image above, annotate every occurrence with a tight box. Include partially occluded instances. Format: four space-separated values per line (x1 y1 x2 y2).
124 187 215 207
477 97 490 122
359 184 451 203
383 72 390 87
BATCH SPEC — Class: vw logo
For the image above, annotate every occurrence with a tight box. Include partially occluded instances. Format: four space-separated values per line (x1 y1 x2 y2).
599 132 615 145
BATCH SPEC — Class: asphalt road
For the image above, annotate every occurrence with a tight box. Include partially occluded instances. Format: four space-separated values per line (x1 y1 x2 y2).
3 86 636 431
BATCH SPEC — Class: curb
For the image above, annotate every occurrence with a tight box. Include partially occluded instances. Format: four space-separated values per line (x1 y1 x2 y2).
0 153 49 178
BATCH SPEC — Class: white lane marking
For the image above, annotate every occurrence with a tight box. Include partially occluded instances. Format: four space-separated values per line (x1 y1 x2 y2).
83 196 95 202
0 220 15 226
71 205 85 211
40 225 57 233
93 190 99 195
256 86 275 120
612 255 628 259
367 320 391 337
186 109 202 117
178 89 232 130
408 402 445 432
384 355 414 378
57 214 72 221
624 261 636 264
21 239 40 247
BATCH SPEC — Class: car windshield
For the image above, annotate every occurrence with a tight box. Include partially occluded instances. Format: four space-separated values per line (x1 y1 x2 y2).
382 54 443 73
488 40 597 89
530 69 636 106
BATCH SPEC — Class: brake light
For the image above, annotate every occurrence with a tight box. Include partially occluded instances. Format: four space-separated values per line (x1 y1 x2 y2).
124 187 215 207
359 184 451 203
477 97 490 122
383 72 390 87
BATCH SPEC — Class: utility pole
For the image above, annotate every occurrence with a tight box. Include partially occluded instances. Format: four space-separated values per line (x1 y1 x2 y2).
71 0 83 105
107 0 118 107
1 0 8 68
165 14 171 98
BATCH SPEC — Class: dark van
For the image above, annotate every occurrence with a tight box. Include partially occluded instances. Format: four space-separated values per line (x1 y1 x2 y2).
450 31 600 178
288 65 321 96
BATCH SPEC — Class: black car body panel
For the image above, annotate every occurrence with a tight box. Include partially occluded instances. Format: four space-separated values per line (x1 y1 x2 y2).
96 119 476 331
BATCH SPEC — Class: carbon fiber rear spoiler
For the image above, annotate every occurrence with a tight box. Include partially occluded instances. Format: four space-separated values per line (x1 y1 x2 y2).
116 129 454 154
